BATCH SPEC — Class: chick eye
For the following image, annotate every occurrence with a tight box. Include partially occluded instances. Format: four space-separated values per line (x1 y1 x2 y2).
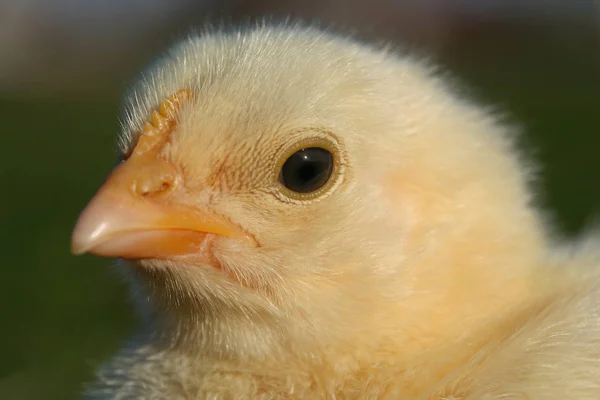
279 147 333 193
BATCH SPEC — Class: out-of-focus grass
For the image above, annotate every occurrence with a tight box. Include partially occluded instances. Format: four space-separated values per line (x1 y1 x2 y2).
442 20 600 235
0 19 597 400
0 97 135 399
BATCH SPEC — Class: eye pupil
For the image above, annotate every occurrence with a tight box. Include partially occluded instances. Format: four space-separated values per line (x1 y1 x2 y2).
280 147 333 194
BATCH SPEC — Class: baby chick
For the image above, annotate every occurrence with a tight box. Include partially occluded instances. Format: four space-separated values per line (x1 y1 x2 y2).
72 24 600 399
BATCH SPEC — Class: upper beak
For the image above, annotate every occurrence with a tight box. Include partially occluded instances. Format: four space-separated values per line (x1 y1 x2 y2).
71 89 247 260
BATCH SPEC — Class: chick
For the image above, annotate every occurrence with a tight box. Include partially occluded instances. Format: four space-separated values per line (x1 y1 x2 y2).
71 24 600 399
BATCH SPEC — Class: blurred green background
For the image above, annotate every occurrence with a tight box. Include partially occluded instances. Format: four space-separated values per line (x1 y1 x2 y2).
0 1 598 399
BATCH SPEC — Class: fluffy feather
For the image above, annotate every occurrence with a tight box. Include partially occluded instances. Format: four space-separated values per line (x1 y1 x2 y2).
80 24 600 399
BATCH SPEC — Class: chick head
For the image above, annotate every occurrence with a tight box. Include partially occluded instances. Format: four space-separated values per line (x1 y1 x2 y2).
72 25 546 356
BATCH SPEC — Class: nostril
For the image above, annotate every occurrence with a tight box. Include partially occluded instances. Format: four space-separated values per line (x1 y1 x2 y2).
157 181 171 192
134 170 176 198
117 152 179 199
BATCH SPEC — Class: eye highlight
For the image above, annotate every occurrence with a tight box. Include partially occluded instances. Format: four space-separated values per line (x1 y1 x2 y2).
279 148 333 193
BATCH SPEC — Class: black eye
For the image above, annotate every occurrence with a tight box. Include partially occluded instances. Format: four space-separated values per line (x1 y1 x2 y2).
279 147 333 193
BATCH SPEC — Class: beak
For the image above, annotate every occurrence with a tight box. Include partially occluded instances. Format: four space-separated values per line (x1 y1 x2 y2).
70 164 244 259
71 89 247 260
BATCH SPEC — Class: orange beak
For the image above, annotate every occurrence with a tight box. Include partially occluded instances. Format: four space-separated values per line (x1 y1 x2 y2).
71 89 247 260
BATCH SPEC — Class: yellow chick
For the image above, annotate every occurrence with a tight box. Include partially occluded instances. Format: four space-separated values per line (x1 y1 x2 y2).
71 24 600 399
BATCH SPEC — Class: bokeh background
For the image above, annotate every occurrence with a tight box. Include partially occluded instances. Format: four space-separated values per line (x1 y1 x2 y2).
1 1 598 398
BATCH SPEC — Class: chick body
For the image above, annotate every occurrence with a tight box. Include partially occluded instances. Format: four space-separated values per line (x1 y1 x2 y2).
78 25 600 399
